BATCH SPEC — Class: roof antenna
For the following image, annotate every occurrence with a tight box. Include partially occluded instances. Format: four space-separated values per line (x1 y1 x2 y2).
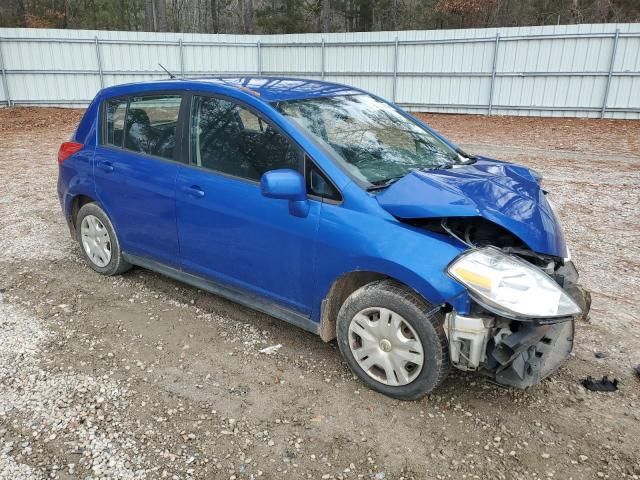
158 63 176 79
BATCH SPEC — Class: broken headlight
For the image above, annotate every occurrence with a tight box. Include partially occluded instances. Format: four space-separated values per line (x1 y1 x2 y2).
447 247 581 320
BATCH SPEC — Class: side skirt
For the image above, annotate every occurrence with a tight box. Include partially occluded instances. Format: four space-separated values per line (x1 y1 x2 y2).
123 253 320 336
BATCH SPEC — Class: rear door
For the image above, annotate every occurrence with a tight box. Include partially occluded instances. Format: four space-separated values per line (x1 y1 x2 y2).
94 94 184 267
175 95 320 314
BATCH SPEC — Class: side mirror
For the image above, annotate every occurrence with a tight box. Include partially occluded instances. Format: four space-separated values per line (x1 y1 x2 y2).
260 169 309 218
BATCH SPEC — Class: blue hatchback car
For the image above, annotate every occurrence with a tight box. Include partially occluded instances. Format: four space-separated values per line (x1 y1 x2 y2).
58 77 588 399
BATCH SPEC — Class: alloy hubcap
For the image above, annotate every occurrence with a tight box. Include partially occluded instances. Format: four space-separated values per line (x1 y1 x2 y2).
80 214 112 267
348 307 424 387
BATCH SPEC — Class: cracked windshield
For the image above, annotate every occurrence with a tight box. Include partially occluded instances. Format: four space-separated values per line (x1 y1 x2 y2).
276 94 459 186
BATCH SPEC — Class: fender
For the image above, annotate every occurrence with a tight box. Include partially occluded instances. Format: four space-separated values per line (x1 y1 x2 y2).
311 194 472 322
312 256 471 323
59 152 97 228
59 95 100 230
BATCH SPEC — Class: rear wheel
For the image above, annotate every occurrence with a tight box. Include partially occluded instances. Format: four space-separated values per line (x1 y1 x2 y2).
76 203 131 276
336 279 449 400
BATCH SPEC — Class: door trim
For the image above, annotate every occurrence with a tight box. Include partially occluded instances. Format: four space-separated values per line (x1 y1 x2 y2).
123 253 320 336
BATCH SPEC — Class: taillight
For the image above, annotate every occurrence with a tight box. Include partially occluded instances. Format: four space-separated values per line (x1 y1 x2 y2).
57 141 84 164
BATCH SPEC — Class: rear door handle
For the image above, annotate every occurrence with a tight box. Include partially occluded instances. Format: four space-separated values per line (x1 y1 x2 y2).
183 185 205 198
99 161 114 173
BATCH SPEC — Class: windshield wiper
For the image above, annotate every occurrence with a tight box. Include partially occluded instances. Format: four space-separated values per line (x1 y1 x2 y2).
456 148 477 164
366 175 405 191
435 162 453 170
431 151 475 171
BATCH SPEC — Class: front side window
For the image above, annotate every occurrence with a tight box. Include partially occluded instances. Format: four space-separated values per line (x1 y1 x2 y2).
276 94 462 187
190 96 300 182
123 95 182 160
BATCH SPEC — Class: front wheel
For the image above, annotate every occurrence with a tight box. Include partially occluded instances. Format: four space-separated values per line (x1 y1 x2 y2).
336 280 449 400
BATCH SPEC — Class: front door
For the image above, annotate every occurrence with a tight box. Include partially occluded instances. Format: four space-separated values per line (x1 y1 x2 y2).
175 95 319 314
94 94 183 267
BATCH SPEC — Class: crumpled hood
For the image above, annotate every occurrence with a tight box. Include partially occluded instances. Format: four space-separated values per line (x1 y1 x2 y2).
375 158 567 257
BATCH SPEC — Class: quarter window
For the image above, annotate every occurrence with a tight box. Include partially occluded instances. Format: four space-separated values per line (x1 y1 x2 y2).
238 108 264 133
104 99 126 147
306 157 341 201
123 95 182 160
191 96 300 181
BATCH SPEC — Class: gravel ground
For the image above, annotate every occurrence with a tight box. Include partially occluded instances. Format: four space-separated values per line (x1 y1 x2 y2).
0 107 639 480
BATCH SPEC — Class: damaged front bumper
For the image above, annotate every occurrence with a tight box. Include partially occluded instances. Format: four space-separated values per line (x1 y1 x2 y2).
490 318 575 388
444 282 589 389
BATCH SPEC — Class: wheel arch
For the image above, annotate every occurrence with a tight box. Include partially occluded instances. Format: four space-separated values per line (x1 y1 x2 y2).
318 266 457 342
319 271 387 341
67 193 98 237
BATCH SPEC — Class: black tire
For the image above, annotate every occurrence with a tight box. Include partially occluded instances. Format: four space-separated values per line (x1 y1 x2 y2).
336 279 449 400
76 203 131 276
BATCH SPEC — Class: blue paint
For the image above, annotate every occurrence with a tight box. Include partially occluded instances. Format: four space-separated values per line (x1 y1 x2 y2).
176 165 321 314
375 157 567 257
94 146 182 268
59 76 570 330
260 169 310 217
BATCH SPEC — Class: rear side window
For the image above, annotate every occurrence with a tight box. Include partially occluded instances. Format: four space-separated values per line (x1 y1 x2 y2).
123 95 182 160
104 99 126 147
191 95 301 181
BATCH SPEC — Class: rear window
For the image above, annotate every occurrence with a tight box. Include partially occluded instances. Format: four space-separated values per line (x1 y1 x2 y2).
102 94 182 161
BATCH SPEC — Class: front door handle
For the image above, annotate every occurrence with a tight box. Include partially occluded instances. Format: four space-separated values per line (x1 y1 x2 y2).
183 185 205 198
99 161 114 173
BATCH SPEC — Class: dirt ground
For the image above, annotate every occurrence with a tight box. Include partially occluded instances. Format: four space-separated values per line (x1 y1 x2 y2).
1 107 639 480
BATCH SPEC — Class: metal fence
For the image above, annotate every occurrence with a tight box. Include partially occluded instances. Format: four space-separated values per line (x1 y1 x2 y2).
1 24 639 118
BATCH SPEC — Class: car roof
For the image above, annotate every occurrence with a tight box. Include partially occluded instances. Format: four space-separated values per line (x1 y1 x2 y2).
100 76 364 103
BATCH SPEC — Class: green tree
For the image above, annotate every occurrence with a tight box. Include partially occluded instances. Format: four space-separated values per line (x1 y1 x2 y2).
256 0 310 33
